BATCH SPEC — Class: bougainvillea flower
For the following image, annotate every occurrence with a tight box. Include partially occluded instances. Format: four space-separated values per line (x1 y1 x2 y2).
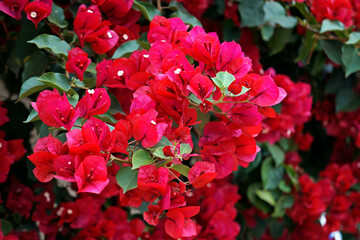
228 104 263 127
28 151 57 182
33 134 64 155
165 206 200 239
81 117 111 152
187 73 214 102
188 161 218 188
216 41 252 79
130 109 168 148
143 205 163 226
94 0 133 19
74 155 109 194
159 182 186 210
24 0 51 28
104 58 137 88
248 74 286 107
192 33 220 65
74 4 102 46
137 165 169 196
65 47 91 81
35 89 80 131
53 155 78 182
76 88 111 119
0 0 28 19
85 25 119 54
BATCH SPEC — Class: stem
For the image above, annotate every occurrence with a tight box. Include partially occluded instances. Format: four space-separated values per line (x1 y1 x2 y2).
44 20 63 40
157 0 162 12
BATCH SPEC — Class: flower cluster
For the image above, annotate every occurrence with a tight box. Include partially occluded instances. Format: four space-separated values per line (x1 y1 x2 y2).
26 11 288 237
288 162 359 239
0 102 26 183
257 69 313 148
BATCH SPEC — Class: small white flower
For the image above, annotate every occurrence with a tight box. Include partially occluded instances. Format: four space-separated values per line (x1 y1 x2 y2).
87 10 93 13
123 34 129 40
30 12 37 18
117 70 124 77
151 120 156 125
319 212 326 226
44 192 51 202
329 231 342 240
87 89 95 94
107 31 113 38
67 209 73 215
174 68 181 75
143 54 149 58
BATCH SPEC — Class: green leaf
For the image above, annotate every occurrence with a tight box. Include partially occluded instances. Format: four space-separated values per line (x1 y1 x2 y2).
28 34 71 56
278 180 291 193
1 219 13 236
137 32 151 50
48 3 68 28
261 25 275 41
180 143 192 155
271 195 294 218
284 165 298 188
112 40 140 59
335 88 359 112
133 1 161 21
116 167 138 193
170 164 190 177
268 220 285 238
132 149 154 169
95 111 117 124
150 136 172 149
21 51 49 82
71 78 96 89
346 32 360 44
169 1 202 27
341 44 360 77
38 72 71 92
211 71 235 90
238 0 265 27
295 31 317 62
263 2 297 29
85 62 97 74
24 109 40 123
153 147 172 159
268 28 293 55
196 109 210 132
18 77 47 102
319 39 343 64
247 183 272 213
320 19 345 33
265 143 285 166
261 157 284 190
255 189 276 206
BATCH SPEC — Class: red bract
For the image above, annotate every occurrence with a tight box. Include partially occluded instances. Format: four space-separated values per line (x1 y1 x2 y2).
28 152 57 182
76 88 111 119
74 4 102 46
35 89 80 131
192 33 220 66
85 25 119 54
143 205 163 226
94 0 133 19
165 206 200 239
0 0 28 19
188 161 217 188
65 47 91 81
187 73 213 102
130 109 168 148
215 41 252 79
24 0 51 28
74 155 109 194
137 165 169 196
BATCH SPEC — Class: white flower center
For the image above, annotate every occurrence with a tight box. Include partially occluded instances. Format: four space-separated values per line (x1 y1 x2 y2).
87 89 95 94
87 10 93 13
107 31 113 38
151 120 156 125
0 142 2 148
30 11 37 18
68 161 71 165
44 192 51 202
67 209 73 215
117 70 124 76
123 34 129 40
143 54 149 58
174 68 181 75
